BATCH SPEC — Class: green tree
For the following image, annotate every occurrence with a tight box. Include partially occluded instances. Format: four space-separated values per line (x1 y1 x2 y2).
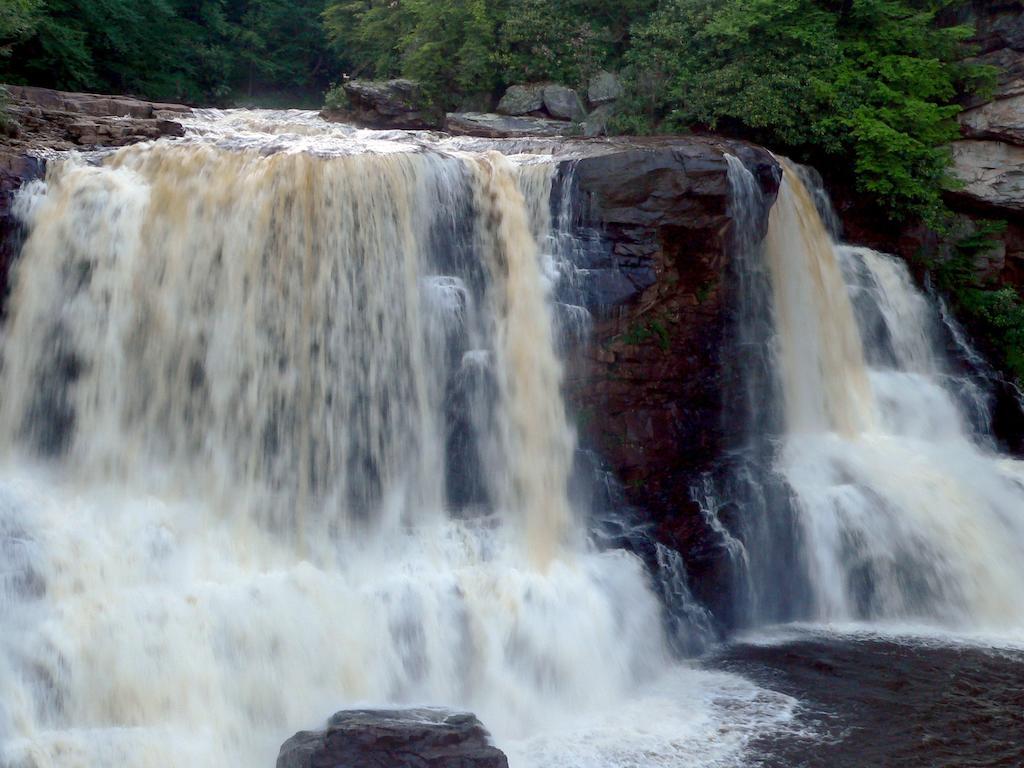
823 0 977 221
1 0 41 56
323 0 408 79
231 0 332 99
620 0 983 222
401 0 499 104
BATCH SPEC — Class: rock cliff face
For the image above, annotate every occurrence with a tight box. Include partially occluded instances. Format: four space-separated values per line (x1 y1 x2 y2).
942 2 1024 253
559 139 780 539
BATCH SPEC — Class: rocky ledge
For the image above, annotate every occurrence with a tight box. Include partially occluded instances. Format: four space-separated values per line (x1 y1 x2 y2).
2 84 189 151
0 85 192 302
277 709 508 768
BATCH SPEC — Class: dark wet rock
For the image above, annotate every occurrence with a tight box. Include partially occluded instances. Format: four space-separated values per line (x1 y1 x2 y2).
587 70 624 106
561 137 780 544
0 152 44 309
332 79 442 130
445 112 579 138
496 84 545 116
276 708 508 768
542 85 586 121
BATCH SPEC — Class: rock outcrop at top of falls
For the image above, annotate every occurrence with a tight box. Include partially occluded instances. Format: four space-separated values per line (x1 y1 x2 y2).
0 85 190 304
560 137 780 548
276 709 508 768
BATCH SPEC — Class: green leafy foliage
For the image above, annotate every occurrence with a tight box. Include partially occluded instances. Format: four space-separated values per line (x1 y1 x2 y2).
620 0 985 222
619 320 671 351
0 0 335 104
0 0 41 56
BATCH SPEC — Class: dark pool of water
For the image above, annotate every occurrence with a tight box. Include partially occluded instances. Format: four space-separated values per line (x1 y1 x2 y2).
707 630 1024 768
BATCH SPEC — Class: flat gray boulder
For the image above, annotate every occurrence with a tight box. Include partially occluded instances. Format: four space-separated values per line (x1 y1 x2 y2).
335 79 441 130
277 708 508 768
446 112 579 138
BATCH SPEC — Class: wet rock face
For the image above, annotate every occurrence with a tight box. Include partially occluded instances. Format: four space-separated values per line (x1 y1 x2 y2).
0 153 44 309
949 140 1024 213
960 94 1024 146
277 709 508 768
951 0 1024 104
944 2 1024 217
561 138 781 534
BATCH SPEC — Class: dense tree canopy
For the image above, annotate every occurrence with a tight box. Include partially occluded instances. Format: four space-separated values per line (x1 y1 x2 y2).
0 0 334 103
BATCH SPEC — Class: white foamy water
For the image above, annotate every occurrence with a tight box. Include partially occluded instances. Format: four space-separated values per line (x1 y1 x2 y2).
763 163 1024 630
0 112 794 768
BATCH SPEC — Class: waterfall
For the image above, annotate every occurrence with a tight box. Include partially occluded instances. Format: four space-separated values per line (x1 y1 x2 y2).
725 161 1024 628
0 113 793 768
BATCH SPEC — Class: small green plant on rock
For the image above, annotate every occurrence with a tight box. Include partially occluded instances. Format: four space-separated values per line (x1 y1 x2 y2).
936 220 1024 383
619 319 671 351
323 83 350 111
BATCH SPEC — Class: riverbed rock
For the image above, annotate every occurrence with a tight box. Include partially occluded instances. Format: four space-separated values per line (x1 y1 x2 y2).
496 84 545 116
338 78 441 130
0 84 189 152
445 112 579 138
543 85 586 121
276 709 508 768
588 71 624 106
949 139 1024 213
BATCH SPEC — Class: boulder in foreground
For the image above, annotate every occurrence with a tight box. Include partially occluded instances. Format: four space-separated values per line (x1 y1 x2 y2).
277 708 509 768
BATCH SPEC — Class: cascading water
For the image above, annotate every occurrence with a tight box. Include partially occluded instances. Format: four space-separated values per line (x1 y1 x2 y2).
0 112 794 768
719 159 1024 629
